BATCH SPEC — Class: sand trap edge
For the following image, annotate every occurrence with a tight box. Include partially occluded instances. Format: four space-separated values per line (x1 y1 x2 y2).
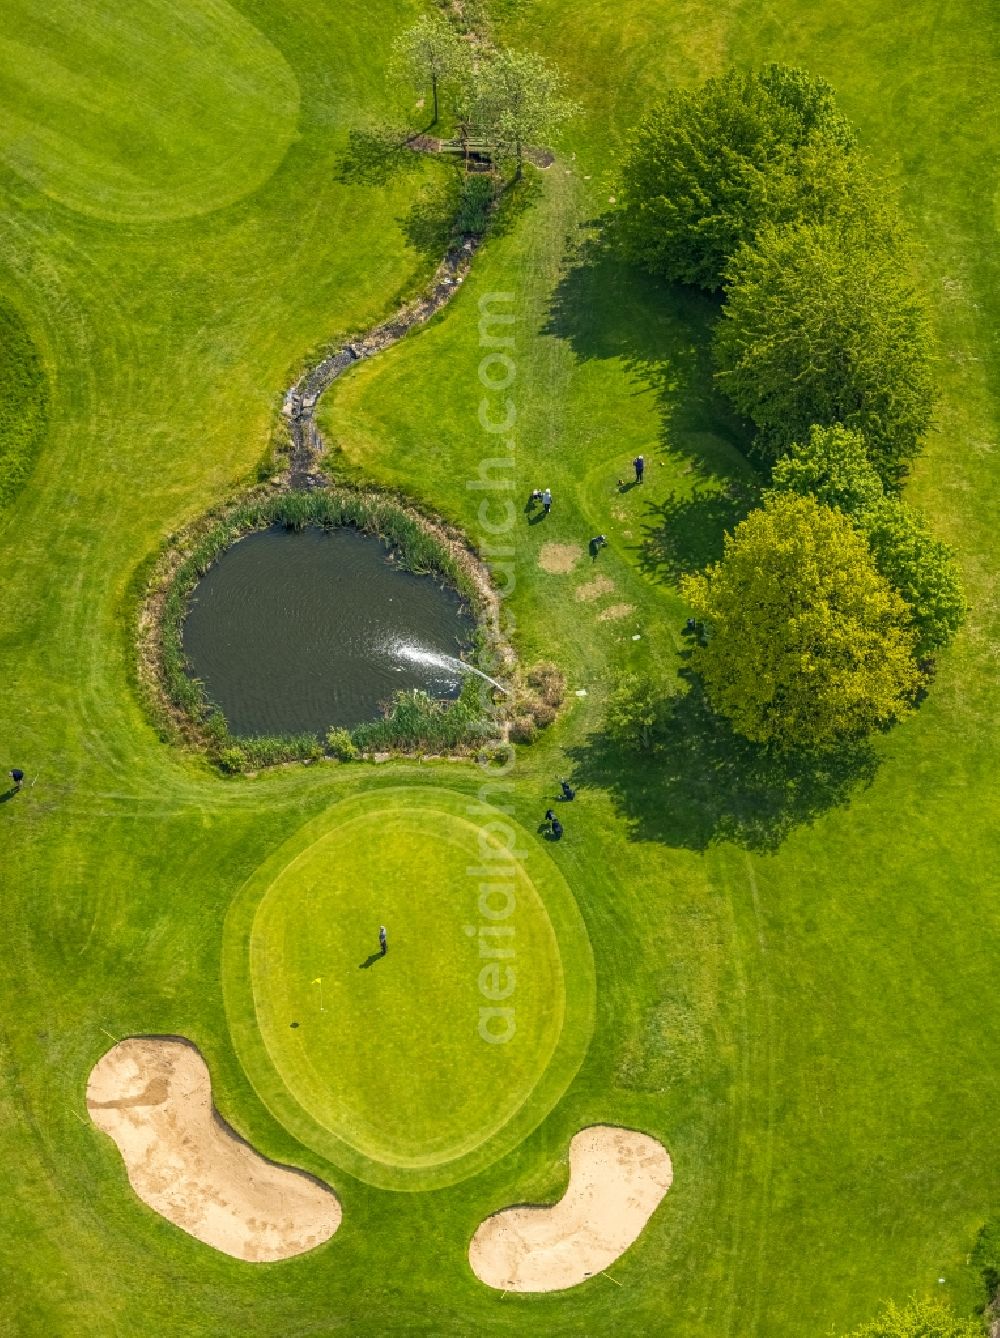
468 1123 673 1292
87 1034 341 1262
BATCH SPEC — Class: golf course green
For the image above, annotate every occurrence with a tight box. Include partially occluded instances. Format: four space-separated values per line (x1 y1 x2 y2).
1 0 998 1331
224 787 595 1188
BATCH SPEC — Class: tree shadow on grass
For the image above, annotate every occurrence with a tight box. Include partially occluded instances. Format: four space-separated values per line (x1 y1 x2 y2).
567 677 880 853
336 126 427 186
635 483 759 582
543 227 755 482
398 176 461 256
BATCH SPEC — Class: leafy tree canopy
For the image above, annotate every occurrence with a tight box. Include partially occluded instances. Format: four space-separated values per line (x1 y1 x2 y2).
391 13 467 125
681 493 921 749
767 426 966 656
604 673 671 751
862 498 967 658
714 219 935 483
616 63 860 289
461 46 578 177
768 424 885 515
844 1298 983 1338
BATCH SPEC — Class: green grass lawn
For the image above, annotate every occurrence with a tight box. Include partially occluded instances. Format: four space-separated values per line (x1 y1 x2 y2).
1 0 998 1333
224 786 594 1189
0 293 47 507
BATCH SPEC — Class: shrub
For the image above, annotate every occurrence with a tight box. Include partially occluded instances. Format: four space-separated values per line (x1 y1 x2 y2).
715 220 935 483
605 673 671 751
972 1216 1000 1305
455 175 494 235
860 499 967 658
767 425 885 515
844 1298 982 1337
509 715 538 744
217 747 249 774
352 679 494 752
681 493 922 749
616 64 859 289
325 728 360 761
530 699 557 728
526 660 566 706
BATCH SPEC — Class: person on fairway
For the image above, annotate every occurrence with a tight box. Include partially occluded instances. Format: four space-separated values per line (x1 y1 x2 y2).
551 817 564 839
542 487 552 515
379 925 388 956
10 768 24 791
544 808 556 824
633 454 645 484
560 779 575 801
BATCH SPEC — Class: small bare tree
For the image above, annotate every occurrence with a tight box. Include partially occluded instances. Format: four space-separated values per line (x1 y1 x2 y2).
391 13 466 126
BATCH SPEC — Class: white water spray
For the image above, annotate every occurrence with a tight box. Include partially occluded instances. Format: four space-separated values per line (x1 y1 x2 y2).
394 642 510 695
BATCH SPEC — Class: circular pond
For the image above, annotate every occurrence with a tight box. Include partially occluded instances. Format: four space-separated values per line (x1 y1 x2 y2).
182 526 475 736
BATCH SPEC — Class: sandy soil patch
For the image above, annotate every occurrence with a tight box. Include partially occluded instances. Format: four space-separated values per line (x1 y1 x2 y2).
87 1037 341 1261
538 542 582 573
575 575 615 602
469 1125 672 1292
597 603 635 622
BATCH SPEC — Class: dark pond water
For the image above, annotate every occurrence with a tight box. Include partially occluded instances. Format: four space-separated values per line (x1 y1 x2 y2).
182 526 475 737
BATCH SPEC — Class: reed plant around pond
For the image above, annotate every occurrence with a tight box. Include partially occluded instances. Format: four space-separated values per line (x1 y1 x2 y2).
154 488 501 770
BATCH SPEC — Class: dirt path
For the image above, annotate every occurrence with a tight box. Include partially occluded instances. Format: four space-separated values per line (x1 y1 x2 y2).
468 1125 673 1291
88 1037 341 1262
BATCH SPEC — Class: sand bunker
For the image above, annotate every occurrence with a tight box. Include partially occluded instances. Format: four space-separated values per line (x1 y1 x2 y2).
538 542 582 573
597 603 635 622
469 1125 672 1292
575 575 615 602
87 1037 341 1261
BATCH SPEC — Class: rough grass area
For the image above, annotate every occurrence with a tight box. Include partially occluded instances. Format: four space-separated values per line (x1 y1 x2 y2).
0 0 998 1333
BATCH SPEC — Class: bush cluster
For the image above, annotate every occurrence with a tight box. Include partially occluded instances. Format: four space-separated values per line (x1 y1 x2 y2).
509 661 566 745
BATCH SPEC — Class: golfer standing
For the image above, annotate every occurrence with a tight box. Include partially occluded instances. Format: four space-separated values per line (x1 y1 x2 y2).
542 487 552 515
633 455 645 484
10 768 23 791
379 925 388 956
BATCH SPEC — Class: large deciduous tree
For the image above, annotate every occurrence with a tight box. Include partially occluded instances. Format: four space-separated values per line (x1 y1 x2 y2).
714 220 935 483
462 46 577 178
681 494 921 749
616 64 859 289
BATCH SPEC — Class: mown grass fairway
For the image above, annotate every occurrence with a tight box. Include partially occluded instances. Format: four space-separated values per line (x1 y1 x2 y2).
1 0 999 1332
225 787 595 1188
0 0 300 221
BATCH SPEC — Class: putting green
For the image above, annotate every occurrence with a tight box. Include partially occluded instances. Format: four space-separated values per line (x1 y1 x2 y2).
0 0 299 221
223 787 596 1190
